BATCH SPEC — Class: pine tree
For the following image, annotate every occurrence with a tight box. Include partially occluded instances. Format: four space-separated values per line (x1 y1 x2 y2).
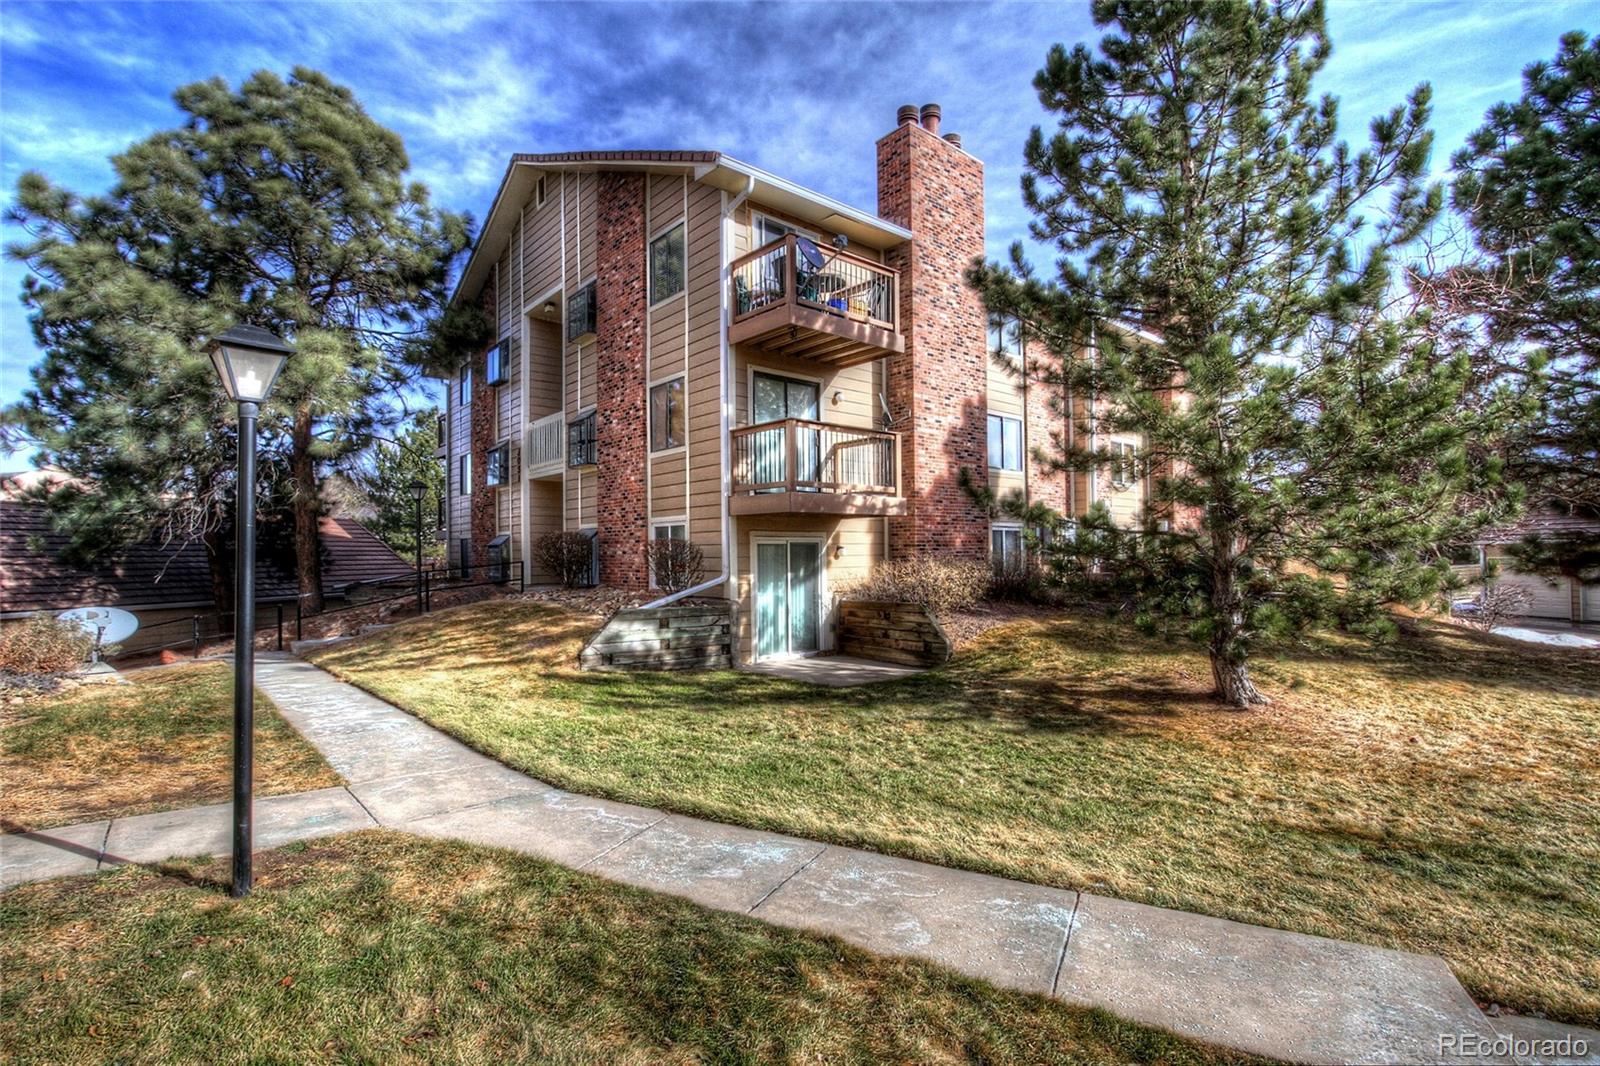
970 0 1519 706
4 68 471 613
1450 31 1599 569
354 411 446 560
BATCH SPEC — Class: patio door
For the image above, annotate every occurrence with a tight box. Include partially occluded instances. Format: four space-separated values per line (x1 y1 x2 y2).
755 539 821 659
751 372 820 490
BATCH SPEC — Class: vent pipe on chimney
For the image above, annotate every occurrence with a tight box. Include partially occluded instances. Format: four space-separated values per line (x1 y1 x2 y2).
897 104 919 127
943 133 962 149
919 103 942 136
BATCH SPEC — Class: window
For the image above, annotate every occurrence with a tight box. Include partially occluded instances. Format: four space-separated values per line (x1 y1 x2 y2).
650 222 686 304
648 522 689 589
485 340 509 386
534 174 547 208
649 376 685 451
567 411 597 467
458 538 471 575
485 442 510 487
458 364 471 404
567 280 597 343
991 525 1024 569
1110 441 1138 488
987 414 1022 472
753 213 796 247
487 534 511 584
988 314 1023 362
458 453 471 495
1444 543 1484 568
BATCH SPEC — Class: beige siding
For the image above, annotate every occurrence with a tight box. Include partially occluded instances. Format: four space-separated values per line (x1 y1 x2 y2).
684 181 726 578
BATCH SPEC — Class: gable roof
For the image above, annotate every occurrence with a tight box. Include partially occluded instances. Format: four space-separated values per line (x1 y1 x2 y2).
1479 511 1600 545
0 503 412 614
452 150 913 309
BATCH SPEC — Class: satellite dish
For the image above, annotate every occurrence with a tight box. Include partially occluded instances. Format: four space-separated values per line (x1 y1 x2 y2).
795 237 826 272
57 606 140 646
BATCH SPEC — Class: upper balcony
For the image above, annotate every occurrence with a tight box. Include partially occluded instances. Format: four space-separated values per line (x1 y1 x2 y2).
729 235 904 368
730 418 905 516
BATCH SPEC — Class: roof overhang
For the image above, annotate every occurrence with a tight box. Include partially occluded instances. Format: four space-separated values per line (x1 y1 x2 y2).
451 151 911 308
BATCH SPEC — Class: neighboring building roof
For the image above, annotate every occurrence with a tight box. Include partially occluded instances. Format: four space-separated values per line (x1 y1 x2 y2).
1479 511 1600 545
0 468 86 500
0 502 412 614
453 150 914 309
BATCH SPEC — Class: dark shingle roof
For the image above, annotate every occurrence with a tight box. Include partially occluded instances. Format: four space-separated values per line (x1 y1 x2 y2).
0 501 411 613
1480 511 1600 545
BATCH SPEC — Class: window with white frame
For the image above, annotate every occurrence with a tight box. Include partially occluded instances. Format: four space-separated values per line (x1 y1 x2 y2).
649 376 685 452
458 364 471 404
988 314 1023 362
753 213 796 248
459 453 472 496
1110 440 1138 488
648 521 689 588
990 525 1024 569
987 413 1023 472
650 222 686 304
485 339 509 386
534 174 547 208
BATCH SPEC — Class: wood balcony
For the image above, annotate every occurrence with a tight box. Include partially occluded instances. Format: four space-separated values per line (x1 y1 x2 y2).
729 234 904 368
730 418 906 516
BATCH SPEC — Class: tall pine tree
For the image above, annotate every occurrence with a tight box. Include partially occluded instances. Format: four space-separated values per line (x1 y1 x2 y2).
5 68 471 613
970 0 1518 706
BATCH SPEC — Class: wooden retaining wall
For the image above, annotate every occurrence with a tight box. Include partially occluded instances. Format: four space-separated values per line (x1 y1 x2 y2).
837 600 952 667
579 602 735 671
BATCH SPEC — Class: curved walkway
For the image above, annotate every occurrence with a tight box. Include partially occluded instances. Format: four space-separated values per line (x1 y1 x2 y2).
4 653 1590 1065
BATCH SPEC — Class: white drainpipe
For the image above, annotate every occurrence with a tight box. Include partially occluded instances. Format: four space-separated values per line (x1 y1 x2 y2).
643 174 755 612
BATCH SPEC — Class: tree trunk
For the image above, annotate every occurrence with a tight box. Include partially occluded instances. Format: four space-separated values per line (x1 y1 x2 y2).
202 524 233 638
1210 646 1269 708
292 406 324 614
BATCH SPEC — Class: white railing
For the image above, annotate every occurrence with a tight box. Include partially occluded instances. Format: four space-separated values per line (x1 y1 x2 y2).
525 411 565 479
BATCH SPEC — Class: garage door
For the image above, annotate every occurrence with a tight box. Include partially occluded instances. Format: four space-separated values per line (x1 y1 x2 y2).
1499 572 1574 621
1584 581 1599 623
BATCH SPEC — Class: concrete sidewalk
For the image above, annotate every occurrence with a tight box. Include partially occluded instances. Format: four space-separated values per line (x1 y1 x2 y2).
4 653 1586 1065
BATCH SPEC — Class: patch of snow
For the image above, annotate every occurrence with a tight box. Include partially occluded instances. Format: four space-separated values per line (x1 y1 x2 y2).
1491 626 1600 649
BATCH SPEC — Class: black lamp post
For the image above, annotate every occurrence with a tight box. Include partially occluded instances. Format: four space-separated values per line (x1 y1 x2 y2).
209 324 293 900
407 479 427 614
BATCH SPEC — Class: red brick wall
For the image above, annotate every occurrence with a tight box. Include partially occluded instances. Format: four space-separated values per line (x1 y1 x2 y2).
877 116 990 560
469 285 498 566
593 172 649 588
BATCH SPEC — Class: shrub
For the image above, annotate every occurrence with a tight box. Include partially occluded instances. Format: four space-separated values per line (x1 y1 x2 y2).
0 615 95 675
533 531 594 589
645 537 704 594
1454 580 1533 632
987 556 1058 603
837 559 990 619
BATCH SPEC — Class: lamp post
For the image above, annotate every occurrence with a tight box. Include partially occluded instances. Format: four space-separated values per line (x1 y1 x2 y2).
407 479 426 614
209 324 293 899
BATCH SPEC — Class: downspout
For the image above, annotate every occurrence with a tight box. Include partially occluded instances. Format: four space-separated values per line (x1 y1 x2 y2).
1087 316 1099 510
642 174 754 611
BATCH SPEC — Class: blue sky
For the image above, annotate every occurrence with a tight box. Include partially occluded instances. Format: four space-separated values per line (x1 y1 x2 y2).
0 0 1590 466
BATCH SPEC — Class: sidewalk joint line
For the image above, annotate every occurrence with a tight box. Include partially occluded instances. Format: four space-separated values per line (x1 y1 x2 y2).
748 844 827 915
94 819 113 869
1051 892 1082 997
344 787 383 828
576 812 671 870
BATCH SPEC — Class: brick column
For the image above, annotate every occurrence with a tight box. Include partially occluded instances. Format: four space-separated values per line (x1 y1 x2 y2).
877 106 990 560
593 172 649 588
469 285 498 565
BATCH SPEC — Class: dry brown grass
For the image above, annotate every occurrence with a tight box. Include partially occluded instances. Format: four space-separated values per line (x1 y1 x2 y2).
0 662 341 831
312 600 1600 1025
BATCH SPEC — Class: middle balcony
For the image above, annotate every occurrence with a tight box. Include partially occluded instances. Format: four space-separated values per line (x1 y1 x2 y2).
730 418 906 516
729 235 905 368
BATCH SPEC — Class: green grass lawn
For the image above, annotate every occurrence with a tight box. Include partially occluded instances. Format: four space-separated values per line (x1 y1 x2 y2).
0 831 1253 1065
0 663 341 832
309 600 1600 1026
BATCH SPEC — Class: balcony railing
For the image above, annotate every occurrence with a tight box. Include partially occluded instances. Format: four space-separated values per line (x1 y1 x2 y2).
729 418 905 516
524 411 565 479
729 235 904 368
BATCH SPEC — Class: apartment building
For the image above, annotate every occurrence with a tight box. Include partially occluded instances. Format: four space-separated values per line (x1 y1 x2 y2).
439 104 1151 662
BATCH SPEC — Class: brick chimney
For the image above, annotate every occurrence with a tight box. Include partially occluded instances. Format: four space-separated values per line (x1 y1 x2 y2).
876 104 989 561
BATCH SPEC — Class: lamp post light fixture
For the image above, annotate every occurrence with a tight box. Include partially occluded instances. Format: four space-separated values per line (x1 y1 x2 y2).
408 479 427 614
208 324 293 899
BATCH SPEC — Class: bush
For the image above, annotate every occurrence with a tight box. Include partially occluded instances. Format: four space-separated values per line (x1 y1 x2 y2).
987 557 1059 604
645 537 704 593
0 615 95 675
533 531 595 589
837 559 990 619
1454 581 1533 632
